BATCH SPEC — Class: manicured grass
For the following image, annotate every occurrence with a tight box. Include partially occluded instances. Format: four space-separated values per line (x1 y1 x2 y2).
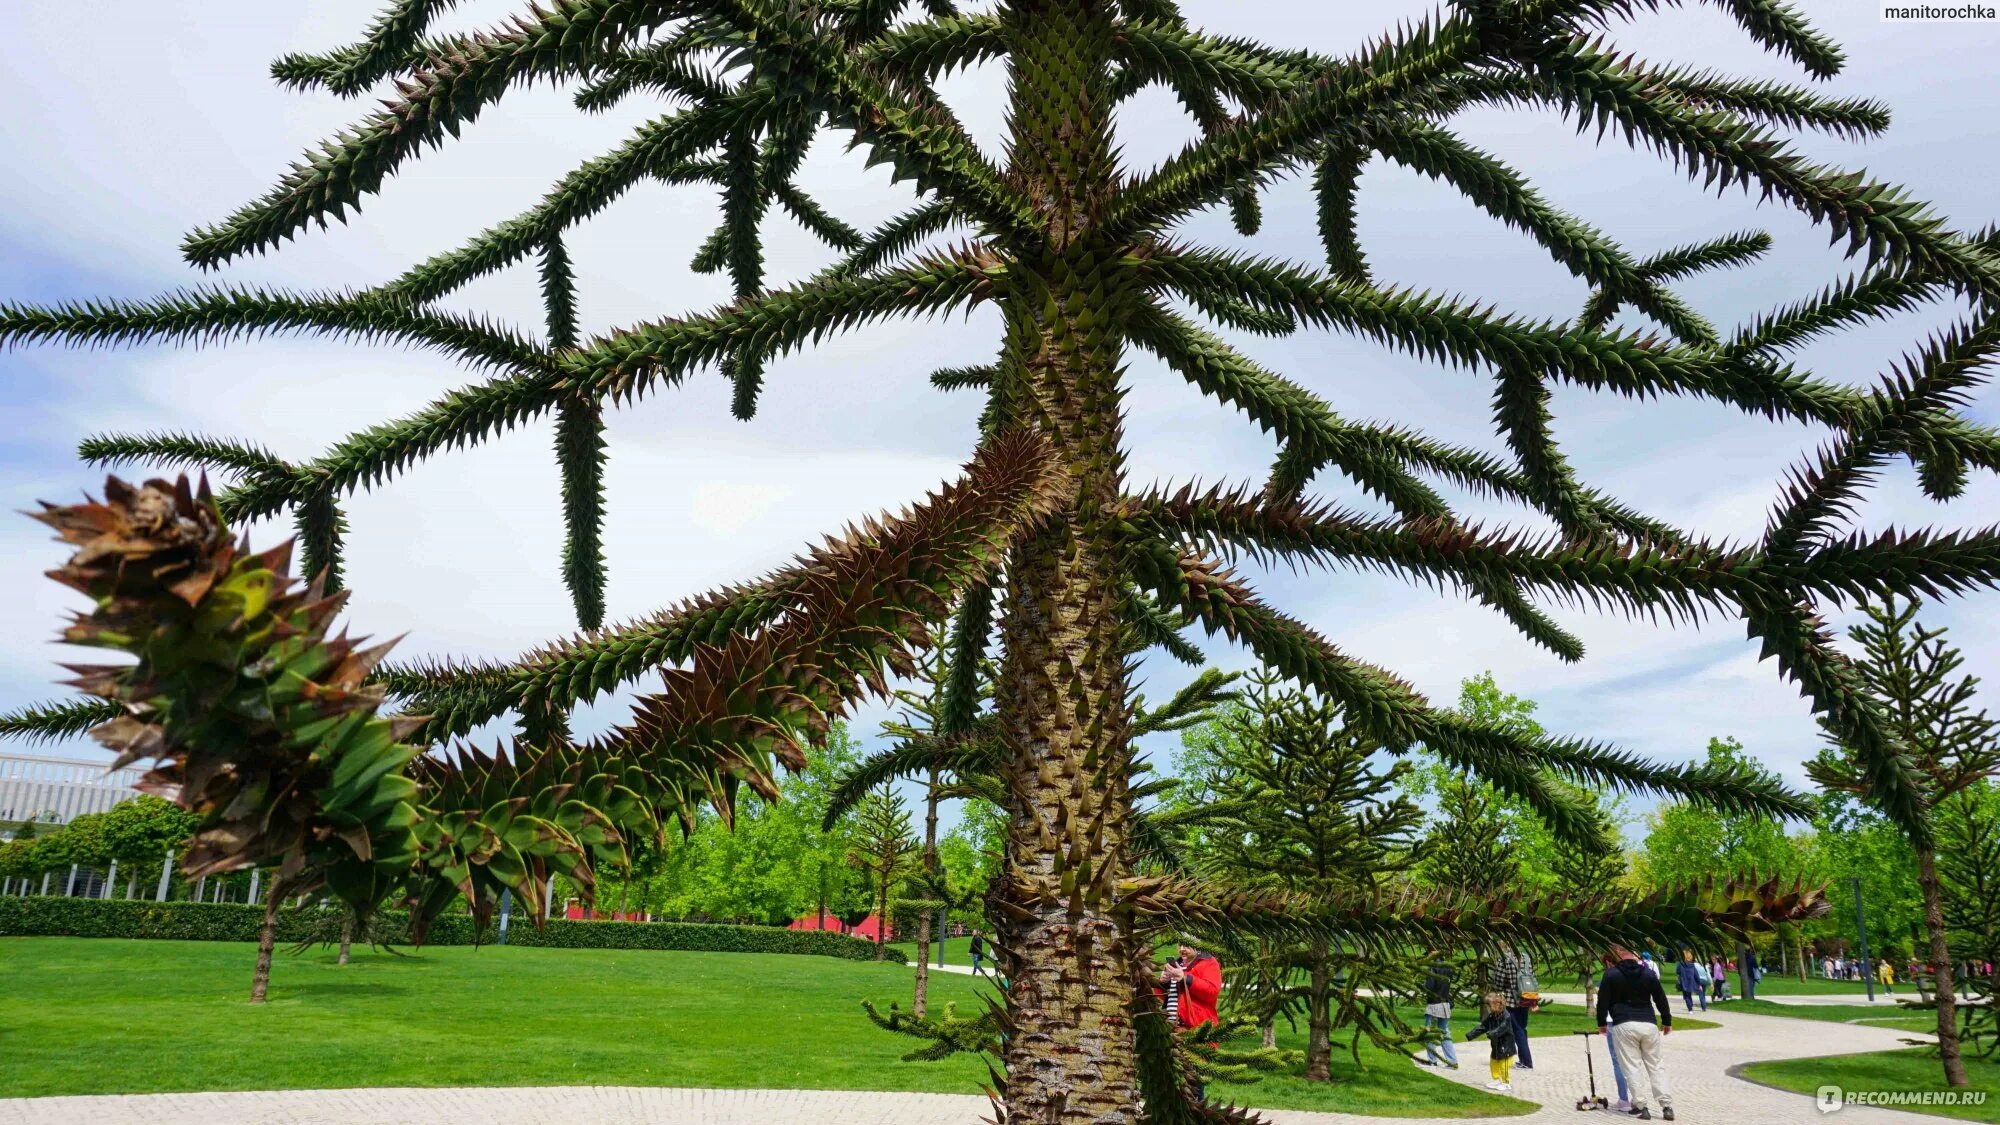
0 937 1526 1117
889 934 982 968
1225 1028 1535 1118
1740 1049 2000 1123
0 937 998 1098
1748 973 1892 997
1728 998 1942 1033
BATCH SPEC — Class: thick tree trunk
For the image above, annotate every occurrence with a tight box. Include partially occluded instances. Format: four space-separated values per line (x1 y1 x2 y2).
1917 847 1969 1087
991 50 1137 1125
250 891 280 1003
338 916 353 966
1304 948 1333 1082
988 3 1139 1119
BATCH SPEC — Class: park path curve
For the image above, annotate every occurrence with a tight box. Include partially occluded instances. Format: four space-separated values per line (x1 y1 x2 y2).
0 1003 1953 1124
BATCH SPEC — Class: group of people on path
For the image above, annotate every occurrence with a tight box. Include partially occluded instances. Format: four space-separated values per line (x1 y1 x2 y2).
1417 944 1678 1120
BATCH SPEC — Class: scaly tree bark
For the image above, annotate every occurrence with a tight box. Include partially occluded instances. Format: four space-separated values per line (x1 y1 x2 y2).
987 3 1149 1117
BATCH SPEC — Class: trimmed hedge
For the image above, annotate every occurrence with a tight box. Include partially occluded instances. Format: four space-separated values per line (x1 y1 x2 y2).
0 897 902 962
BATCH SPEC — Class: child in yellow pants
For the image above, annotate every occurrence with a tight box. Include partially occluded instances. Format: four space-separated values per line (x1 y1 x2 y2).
1466 992 1520 1093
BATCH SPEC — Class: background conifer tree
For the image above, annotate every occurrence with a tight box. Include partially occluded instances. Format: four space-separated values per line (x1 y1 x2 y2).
1196 674 1423 1082
846 782 920 960
1816 597 2000 1088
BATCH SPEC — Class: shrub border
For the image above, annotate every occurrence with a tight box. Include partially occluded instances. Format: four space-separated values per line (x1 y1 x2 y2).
0 897 904 962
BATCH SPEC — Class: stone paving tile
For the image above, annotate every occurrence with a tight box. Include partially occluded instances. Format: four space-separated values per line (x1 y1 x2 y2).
0 1004 1964 1124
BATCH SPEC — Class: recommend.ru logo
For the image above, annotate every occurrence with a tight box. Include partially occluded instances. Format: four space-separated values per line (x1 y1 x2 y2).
1816 1085 1989 1114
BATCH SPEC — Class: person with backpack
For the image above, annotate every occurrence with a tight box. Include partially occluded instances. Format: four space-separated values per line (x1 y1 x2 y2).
1490 946 1540 1070
1597 944 1675 1121
1674 951 1708 1012
968 932 987 976
1417 958 1459 1069
1465 991 1520 1092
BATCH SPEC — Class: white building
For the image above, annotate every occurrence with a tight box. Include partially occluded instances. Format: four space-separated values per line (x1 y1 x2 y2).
0 752 149 827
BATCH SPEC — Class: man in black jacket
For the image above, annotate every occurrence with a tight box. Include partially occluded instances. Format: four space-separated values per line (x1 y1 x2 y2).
1596 944 1675 1121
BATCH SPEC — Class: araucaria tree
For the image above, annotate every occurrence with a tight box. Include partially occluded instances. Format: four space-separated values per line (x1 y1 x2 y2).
1198 674 1422 1082
7 0 2000 1118
1815 597 1999 1088
846 782 920 959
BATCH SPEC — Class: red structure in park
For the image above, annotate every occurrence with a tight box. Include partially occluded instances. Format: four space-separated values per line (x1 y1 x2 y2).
789 912 895 942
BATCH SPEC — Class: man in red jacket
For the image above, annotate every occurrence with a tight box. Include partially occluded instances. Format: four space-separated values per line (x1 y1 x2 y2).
1168 942 1222 1030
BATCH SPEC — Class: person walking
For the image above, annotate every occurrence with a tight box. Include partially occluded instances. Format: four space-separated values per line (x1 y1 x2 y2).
1710 955 1730 1001
1490 946 1539 1070
968 931 987 976
1675 951 1708 1013
1465 992 1520 1093
1602 1010 1633 1113
1878 960 1897 996
1418 958 1460 1069
1597 944 1675 1121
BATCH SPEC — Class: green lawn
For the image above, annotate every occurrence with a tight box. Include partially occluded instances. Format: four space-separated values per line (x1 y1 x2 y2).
0 938 1529 1116
1726 998 1941 1034
1740 1049 2000 1123
889 934 982 968
1747 973 1894 997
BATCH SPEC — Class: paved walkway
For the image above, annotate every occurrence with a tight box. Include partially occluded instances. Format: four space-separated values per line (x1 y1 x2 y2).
0 1004 1949 1124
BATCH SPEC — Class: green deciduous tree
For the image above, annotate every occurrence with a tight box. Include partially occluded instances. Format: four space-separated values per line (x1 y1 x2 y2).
607 725 868 924
12 1 2000 1115
98 796 199 885
1640 738 1814 888
1814 598 1999 1087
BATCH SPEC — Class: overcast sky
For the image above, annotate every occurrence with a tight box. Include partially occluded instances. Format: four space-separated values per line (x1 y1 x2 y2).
3 2 1997 836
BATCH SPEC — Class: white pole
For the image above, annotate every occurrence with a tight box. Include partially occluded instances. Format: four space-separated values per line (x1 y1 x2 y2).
40 872 50 895
248 870 261 906
126 873 135 899
65 864 79 897
545 878 556 918
196 875 206 902
156 850 173 901
103 860 118 899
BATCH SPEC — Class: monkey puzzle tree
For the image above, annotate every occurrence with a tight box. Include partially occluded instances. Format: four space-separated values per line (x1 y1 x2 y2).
1195 673 1424 1082
846 781 920 958
6 0 2000 1118
1815 597 1999 1088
